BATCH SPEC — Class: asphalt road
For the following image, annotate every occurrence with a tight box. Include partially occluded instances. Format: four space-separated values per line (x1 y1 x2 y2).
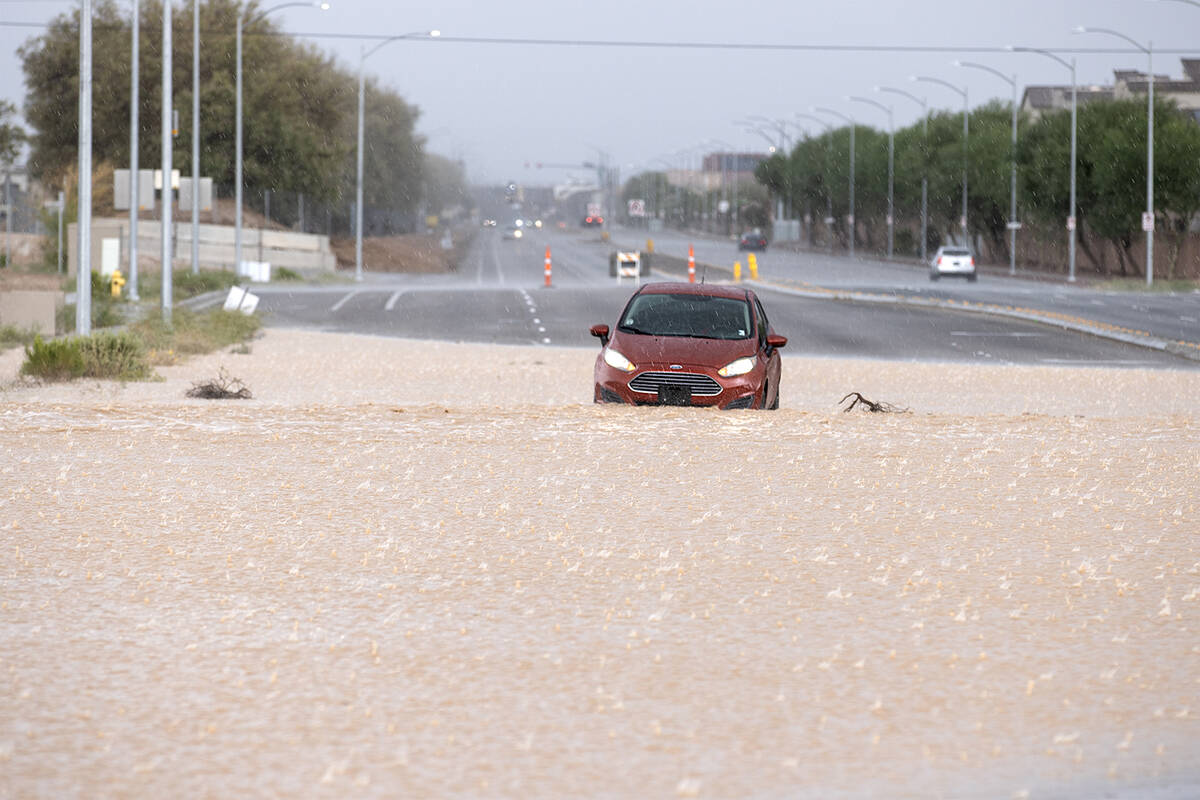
235 227 1199 369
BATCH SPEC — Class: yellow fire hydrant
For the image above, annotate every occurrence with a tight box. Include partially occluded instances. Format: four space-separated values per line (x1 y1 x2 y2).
748 253 759 280
733 261 742 282
110 269 125 298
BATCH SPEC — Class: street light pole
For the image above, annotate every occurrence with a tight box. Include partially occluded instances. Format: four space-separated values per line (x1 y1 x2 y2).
235 2 328 281
1075 26 1154 286
191 0 199 275
914 75 969 247
77 0 94 334
814 107 855 259
1010 46 1078 282
849 95 894 260
160 0 171 322
128 0 140 299
876 86 928 262
956 61 1019 275
356 30 440 282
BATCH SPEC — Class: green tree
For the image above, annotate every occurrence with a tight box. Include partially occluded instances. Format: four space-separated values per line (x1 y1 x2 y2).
0 100 24 165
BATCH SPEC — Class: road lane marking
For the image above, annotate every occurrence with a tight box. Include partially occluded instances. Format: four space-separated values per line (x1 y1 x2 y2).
330 291 358 312
1040 359 1158 366
950 331 1043 337
385 290 404 311
1181 316 1197 323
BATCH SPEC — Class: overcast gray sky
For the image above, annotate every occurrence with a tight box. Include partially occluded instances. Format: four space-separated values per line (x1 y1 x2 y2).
2 0 1198 185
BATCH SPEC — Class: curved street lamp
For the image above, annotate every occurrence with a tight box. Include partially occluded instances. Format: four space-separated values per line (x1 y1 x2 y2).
813 106 856 259
235 1 329 280
876 86 929 262
1075 25 1155 286
356 30 440 282
956 60 1020 276
708 137 740 235
1007 46 1078 282
849 95 894 259
913 75 969 245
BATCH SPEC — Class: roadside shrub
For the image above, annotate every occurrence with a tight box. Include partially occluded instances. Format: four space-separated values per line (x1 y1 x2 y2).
21 331 151 381
130 307 261 363
0 324 38 351
274 267 302 281
140 268 242 301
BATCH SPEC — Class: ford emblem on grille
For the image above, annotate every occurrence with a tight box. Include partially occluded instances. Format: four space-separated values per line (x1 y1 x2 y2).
669 364 683 370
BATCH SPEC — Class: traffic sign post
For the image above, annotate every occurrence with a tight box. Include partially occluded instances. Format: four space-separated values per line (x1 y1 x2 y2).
627 199 646 218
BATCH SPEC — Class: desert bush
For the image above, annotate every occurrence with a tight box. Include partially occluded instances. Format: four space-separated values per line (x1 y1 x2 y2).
21 331 150 381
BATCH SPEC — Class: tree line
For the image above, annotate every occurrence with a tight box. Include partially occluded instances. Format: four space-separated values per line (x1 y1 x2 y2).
755 98 1200 278
17 0 460 234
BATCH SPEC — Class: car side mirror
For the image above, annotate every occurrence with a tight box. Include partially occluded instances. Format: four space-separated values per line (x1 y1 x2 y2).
590 324 610 347
767 334 787 350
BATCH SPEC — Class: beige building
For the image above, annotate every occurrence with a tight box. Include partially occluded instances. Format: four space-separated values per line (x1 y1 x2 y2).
1022 59 1200 121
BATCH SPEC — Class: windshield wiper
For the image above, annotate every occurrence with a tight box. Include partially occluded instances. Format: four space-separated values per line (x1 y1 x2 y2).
619 325 658 336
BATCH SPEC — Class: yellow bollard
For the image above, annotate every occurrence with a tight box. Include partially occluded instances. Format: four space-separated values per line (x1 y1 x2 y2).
646 238 654 254
733 261 742 282
748 253 758 280
110 269 125 298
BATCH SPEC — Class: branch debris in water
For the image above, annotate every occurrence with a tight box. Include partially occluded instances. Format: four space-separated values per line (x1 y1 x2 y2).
839 392 908 414
187 368 252 400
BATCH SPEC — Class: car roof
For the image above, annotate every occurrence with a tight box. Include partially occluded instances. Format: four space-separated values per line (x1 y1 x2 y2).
635 282 751 301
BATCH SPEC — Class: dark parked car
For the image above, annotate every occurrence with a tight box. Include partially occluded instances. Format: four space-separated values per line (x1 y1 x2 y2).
590 282 786 410
582 215 605 227
738 231 768 252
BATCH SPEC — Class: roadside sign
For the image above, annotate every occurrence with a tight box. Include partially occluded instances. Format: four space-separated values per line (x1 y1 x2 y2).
587 203 601 217
717 200 730 214
1066 216 1076 231
616 251 641 281
1142 212 1154 233
1005 221 1022 230
627 199 646 217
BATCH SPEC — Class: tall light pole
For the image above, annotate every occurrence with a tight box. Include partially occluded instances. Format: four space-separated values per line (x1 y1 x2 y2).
849 95 894 259
709 138 739 236
190 0 200 275
876 86 929 262
356 30 440 282
1075 26 1155 286
1008 46 1078 283
77 0 93 335
161 0 171 321
748 115 791 223
128 0 140 300
235 1 328 279
956 60 1020 275
796 112 836 255
813 107 856 258
914 75 969 247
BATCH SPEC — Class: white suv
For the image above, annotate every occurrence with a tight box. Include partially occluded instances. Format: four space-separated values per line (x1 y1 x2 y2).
930 246 977 282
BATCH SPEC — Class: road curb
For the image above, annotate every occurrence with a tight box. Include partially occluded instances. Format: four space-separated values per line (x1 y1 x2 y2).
622 239 1200 364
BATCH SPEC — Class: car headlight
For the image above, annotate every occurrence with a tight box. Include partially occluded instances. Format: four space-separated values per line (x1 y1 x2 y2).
603 347 635 373
718 357 755 377
513 229 522 238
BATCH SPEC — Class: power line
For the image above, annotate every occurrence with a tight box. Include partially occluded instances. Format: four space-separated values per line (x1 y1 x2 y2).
2 20 1199 54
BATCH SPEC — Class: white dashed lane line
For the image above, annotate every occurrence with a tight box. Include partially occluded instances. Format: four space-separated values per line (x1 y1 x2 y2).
385 290 404 311
519 290 551 344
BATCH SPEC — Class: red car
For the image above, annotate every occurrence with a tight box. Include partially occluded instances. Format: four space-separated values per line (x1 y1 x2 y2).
590 282 787 410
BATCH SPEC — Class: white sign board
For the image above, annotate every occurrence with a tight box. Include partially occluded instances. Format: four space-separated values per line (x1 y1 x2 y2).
1066 216 1076 231
717 200 730 214
586 203 601 217
223 286 260 314
237 261 271 283
627 199 646 217
1142 212 1154 233
100 238 120 276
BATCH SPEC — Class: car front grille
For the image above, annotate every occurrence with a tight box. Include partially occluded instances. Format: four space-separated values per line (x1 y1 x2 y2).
629 371 722 397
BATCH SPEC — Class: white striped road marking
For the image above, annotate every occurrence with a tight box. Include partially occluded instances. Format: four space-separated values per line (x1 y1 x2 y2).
1181 316 1197 323
385 290 404 311
950 331 1043 338
330 291 358 312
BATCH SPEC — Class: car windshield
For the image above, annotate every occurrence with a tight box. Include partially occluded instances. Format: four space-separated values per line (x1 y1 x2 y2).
619 293 752 340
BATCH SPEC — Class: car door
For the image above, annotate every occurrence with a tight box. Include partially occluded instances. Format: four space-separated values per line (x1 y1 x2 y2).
754 296 781 402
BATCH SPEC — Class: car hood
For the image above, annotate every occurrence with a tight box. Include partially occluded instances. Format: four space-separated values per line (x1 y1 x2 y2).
609 331 754 369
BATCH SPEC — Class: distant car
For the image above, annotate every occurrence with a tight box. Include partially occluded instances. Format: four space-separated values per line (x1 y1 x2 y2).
582 215 604 227
502 225 523 240
590 282 786 410
738 231 768 252
930 246 976 281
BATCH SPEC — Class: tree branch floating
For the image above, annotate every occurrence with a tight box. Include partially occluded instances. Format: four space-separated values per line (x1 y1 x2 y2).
839 392 908 413
187 368 252 400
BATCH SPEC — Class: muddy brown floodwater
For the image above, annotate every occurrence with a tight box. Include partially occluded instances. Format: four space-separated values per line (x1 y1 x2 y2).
1 330 1198 799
